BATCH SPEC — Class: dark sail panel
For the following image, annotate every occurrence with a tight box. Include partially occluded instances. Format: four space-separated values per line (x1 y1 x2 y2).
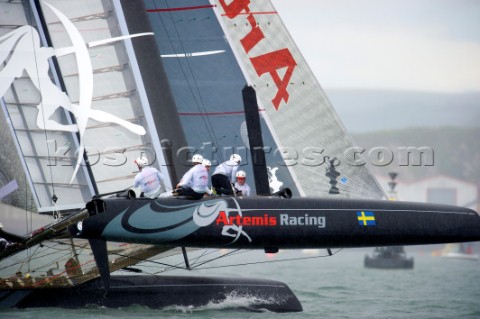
143 0 300 195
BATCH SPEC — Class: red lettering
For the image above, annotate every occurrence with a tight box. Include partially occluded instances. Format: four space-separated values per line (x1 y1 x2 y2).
240 14 265 53
231 215 238 225
250 48 297 110
219 0 251 19
219 0 298 111
269 216 277 226
215 212 277 226
215 211 228 225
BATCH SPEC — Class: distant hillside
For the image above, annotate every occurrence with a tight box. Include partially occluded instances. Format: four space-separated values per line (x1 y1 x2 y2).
351 127 480 183
327 89 480 133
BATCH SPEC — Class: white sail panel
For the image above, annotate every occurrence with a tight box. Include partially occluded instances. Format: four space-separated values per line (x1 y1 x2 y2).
212 0 384 199
38 0 159 194
0 6 94 211
0 0 173 212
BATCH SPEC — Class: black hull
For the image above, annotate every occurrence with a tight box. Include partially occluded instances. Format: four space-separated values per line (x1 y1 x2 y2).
74 196 480 248
364 255 414 269
0 275 302 312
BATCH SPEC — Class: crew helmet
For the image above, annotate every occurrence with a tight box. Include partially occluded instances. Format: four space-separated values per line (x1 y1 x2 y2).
202 159 211 167
192 154 204 164
230 154 242 164
236 170 246 179
135 156 149 168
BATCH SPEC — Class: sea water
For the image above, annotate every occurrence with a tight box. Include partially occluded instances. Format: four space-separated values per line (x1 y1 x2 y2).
1 248 479 319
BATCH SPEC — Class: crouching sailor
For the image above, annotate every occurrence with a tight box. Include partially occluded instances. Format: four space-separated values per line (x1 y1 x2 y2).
172 154 212 200
133 156 164 198
211 154 241 195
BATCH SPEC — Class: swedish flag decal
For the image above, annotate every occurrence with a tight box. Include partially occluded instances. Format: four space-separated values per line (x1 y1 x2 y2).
357 211 376 226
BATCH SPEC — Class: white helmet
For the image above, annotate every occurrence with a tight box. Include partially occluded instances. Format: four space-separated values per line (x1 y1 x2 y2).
135 156 148 168
236 170 246 178
202 159 211 167
192 154 204 164
230 154 242 163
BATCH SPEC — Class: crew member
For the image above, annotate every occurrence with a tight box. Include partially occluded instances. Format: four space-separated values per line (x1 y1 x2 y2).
175 154 212 199
133 156 164 198
203 158 213 195
211 154 241 195
234 170 252 197
202 158 212 172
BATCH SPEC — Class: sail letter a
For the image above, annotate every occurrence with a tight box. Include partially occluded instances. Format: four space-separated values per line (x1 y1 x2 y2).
219 0 251 19
240 14 265 53
250 48 297 110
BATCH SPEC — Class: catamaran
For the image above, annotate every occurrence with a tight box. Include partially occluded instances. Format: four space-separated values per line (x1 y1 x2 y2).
1 0 479 312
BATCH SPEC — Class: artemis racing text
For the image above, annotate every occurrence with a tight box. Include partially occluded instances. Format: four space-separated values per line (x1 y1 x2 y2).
280 214 326 228
215 212 326 228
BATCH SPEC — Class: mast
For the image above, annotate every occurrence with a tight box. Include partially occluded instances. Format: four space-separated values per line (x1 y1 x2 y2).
119 0 190 183
242 85 269 195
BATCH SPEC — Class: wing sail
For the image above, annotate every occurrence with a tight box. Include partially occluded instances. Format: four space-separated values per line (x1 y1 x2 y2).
0 0 174 213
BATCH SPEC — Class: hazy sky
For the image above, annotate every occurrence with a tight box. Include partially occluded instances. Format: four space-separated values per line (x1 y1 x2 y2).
272 0 480 93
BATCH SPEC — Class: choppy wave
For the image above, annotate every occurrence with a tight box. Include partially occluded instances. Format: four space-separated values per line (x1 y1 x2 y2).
162 290 280 313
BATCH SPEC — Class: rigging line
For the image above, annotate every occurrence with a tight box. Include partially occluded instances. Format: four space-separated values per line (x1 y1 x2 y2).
186 248 244 267
32 259 96 288
191 249 344 270
2 237 87 267
25 174 30 238
37 241 87 257
124 259 189 276
153 1 218 145
158 2 219 146
144 260 187 274
187 248 244 268
150 3 204 123
109 249 252 275
29 1 57 205
138 249 247 272
0 241 73 271
24 251 73 274
133 248 235 273
138 263 187 274
188 247 219 266
99 249 188 272
125 248 258 275
166 10 227 164
147 263 188 275
155 1 225 163
23 240 44 274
